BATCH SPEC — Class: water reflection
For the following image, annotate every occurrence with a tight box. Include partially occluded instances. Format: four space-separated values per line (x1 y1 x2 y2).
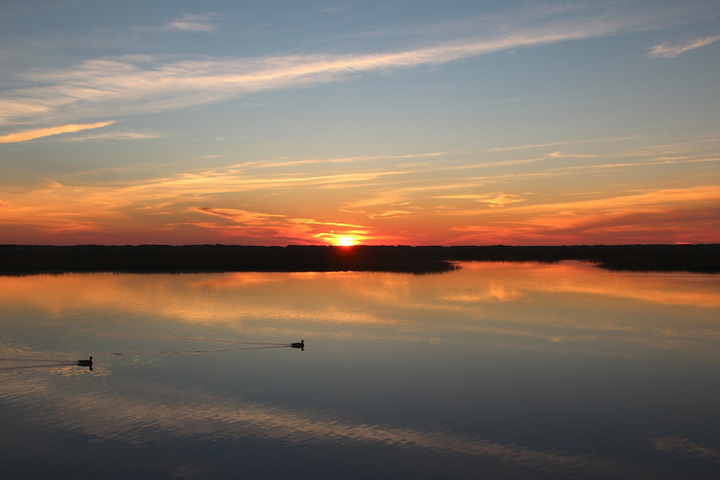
0 372 633 477
0 262 718 479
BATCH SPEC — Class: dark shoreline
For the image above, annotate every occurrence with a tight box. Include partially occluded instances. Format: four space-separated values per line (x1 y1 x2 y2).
1 244 718 275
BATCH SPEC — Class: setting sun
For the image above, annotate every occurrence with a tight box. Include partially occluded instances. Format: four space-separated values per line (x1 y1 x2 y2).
337 236 356 247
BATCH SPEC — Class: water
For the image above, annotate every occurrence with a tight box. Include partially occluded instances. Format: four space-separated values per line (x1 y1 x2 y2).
0 262 718 479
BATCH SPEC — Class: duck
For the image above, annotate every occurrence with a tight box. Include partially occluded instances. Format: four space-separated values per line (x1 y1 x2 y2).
77 356 93 367
291 340 305 349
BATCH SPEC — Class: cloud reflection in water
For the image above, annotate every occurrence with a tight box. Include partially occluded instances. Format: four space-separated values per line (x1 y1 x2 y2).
0 262 718 478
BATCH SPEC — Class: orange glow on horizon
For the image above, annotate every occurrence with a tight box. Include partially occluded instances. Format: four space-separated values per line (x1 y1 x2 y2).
337 236 357 247
0 157 718 245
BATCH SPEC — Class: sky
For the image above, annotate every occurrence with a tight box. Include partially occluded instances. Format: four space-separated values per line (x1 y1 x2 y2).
1 0 719 246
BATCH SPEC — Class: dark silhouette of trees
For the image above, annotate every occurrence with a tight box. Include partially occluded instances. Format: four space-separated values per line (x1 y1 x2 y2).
0 244 717 275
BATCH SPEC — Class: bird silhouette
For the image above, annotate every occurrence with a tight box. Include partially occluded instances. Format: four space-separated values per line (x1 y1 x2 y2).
77 356 93 369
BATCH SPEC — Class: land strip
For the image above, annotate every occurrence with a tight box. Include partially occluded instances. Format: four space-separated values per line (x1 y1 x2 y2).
0 244 718 275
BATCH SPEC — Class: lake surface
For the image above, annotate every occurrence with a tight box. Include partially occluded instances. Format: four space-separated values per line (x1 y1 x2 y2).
1 261 718 479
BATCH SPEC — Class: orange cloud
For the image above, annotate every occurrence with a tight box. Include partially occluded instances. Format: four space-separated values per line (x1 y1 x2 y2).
448 186 720 217
1 131 719 247
433 193 525 208
188 207 372 245
0 121 114 143
448 186 720 245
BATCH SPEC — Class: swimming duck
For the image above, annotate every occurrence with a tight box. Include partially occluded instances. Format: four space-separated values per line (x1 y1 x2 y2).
291 340 305 349
77 356 93 367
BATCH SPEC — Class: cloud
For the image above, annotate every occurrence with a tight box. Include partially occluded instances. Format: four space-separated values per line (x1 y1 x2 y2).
449 186 720 218
368 210 412 219
193 207 286 226
434 193 525 208
132 13 218 33
448 186 720 245
0 120 114 143
167 13 216 32
246 152 446 169
487 142 569 152
0 374 625 476
60 130 165 142
1 132 718 245
319 1 358 15
647 35 720 58
190 207 370 244
653 437 720 459
2 5 711 126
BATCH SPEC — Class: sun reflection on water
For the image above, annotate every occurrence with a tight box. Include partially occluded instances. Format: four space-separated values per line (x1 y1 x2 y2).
0 263 719 478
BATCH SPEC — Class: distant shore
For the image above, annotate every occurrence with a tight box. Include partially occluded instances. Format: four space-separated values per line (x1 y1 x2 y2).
1 244 718 275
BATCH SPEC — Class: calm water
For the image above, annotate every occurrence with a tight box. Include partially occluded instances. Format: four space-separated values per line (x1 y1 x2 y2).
0 262 718 479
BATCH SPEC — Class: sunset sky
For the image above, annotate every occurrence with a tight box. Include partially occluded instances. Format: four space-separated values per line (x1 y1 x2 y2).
1 0 719 246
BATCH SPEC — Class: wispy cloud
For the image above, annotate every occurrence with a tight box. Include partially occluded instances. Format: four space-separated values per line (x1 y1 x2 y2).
0 120 114 143
245 152 446 169
190 207 370 244
1 374 627 476
318 1 358 15
167 13 217 32
487 142 568 152
1 132 718 245
448 186 720 245
131 13 218 33
193 207 286 225
60 130 165 142
653 436 720 459
434 193 526 208
647 35 720 58
2 5 709 126
449 186 720 217
368 210 412 219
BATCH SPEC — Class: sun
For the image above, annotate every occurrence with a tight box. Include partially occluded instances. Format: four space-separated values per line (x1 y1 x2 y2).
337 236 356 247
